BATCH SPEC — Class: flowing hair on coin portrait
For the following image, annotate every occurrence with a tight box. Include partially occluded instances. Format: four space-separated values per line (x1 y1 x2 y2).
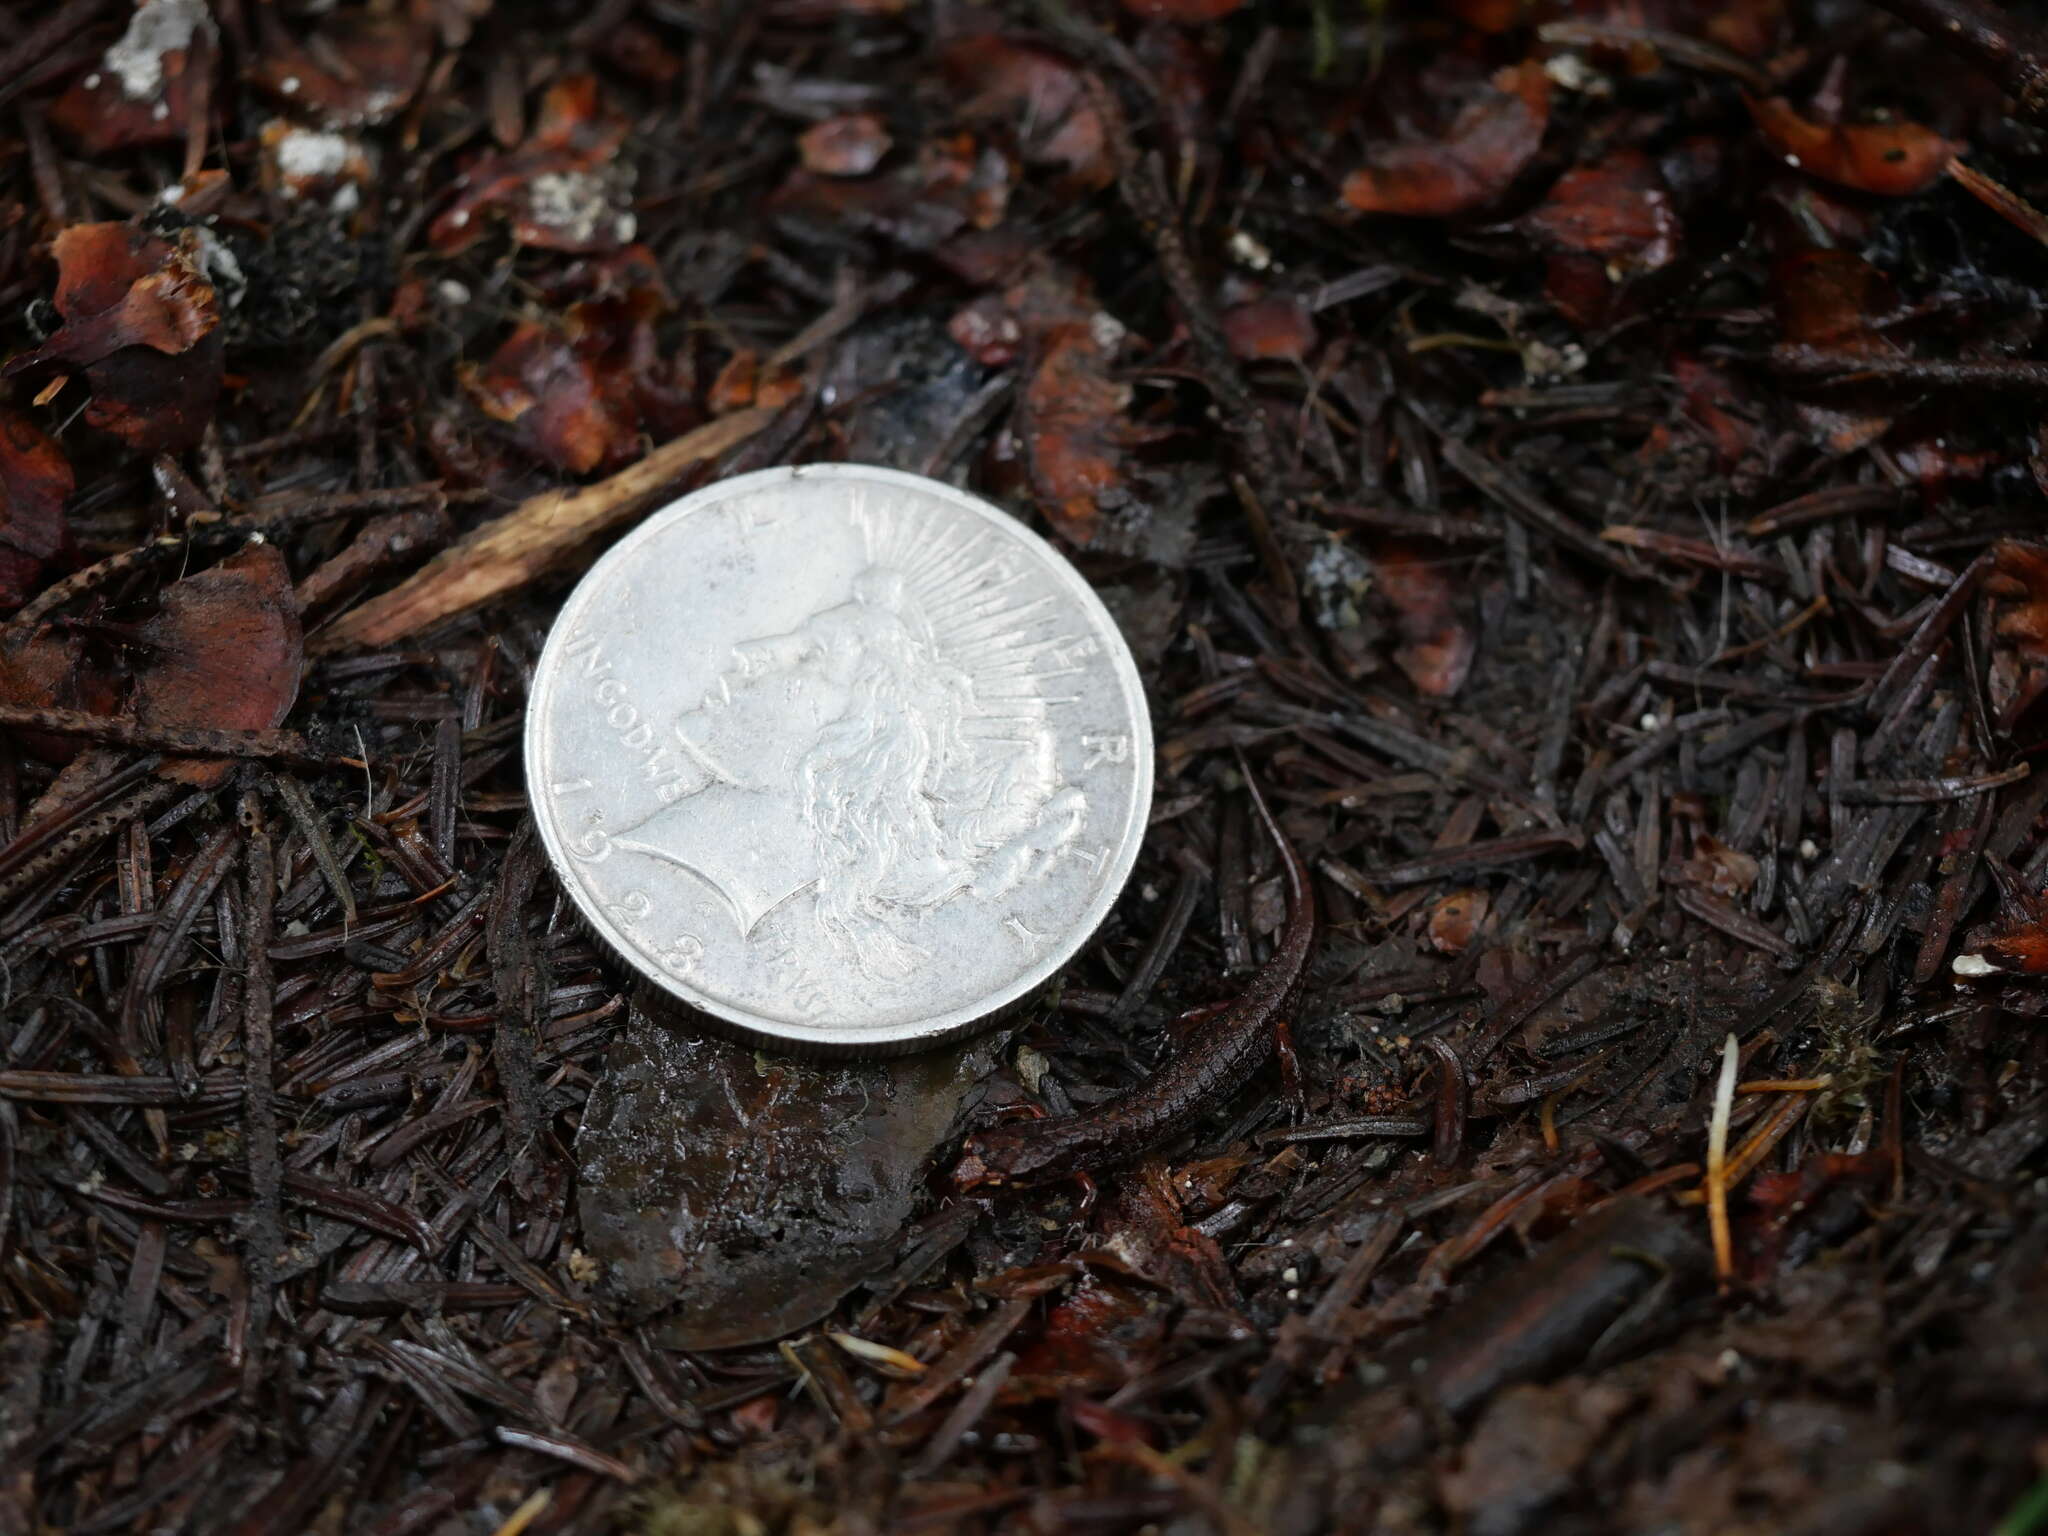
789 564 1083 981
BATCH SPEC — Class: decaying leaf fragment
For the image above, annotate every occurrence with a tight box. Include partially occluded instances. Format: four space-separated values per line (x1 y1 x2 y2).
1770 248 1899 454
48 0 215 153
1343 62 1551 218
1679 835 1761 898
462 253 698 474
941 35 1113 187
247 7 430 127
1021 322 1147 545
467 321 643 477
0 625 118 766
1373 539 1476 697
0 410 76 611
1521 149 1680 269
962 269 1170 545
0 542 300 785
132 542 305 788
1992 540 2048 661
1221 295 1318 363
798 113 893 177
430 75 636 254
708 350 805 415
4 222 224 454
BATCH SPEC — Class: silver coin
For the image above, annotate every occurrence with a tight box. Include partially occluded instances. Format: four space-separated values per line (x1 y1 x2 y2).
525 464 1154 1055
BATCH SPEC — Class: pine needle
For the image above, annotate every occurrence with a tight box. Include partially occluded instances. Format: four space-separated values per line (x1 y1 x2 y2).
1706 1032 1739 1290
488 1489 552 1536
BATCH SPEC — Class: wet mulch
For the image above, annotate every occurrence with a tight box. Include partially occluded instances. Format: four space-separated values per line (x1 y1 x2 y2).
5 0 2048 1531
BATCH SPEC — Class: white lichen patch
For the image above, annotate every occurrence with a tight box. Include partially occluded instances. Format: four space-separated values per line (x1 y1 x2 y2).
105 0 214 101
527 170 619 246
1543 51 1612 97
262 121 373 213
274 126 352 182
1521 337 1588 382
191 225 246 309
1304 537 1374 632
1229 228 1275 271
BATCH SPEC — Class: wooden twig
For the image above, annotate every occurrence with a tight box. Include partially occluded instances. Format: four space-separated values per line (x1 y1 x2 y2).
1865 0 2048 122
1769 346 2048 391
0 704 319 765
1949 159 2048 245
238 791 283 1387
313 408 774 653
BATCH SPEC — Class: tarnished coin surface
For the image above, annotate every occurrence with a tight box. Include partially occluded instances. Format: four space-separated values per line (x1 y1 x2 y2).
526 464 1153 1055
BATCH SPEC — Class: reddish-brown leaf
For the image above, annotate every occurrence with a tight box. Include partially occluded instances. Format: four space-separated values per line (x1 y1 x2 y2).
1748 96 1958 196
1775 249 1896 353
1993 541 2048 661
730 1395 781 1437
1669 355 1757 468
429 75 633 254
708 351 760 416
947 267 1161 541
48 0 213 153
1020 322 1151 545
1679 834 1761 898
1521 150 1679 268
1745 1152 1888 1276
1707 0 1785 57
942 36 1113 187
247 8 430 127
1541 253 1621 331
1373 540 1476 697
18 229 219 371
772 133 1014 256
0 625 119 764
708 350 803 414
1894 438 2001 495
0 410 76 611
1221 296 1317 362
1010 1271 1161 1395
466 321 640 476
1343 62 1550 218
459 249 689 475
134 543 304 787
1770 247 1900 454
4 224 224 454
798 113 893 177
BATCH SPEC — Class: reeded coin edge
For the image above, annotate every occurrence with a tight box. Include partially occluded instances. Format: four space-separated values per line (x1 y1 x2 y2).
524 462 1155 1054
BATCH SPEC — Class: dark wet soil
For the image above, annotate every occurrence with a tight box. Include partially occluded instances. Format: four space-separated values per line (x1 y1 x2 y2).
5 0 2048 1532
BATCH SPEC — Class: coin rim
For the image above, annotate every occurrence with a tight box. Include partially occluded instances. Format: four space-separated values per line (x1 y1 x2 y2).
525 463 1155 1053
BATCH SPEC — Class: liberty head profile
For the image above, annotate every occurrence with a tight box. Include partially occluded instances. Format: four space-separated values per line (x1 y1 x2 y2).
611 503 1084 984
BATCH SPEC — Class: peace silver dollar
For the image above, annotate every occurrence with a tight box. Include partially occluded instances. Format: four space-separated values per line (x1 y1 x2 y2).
525 464 1154 1055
